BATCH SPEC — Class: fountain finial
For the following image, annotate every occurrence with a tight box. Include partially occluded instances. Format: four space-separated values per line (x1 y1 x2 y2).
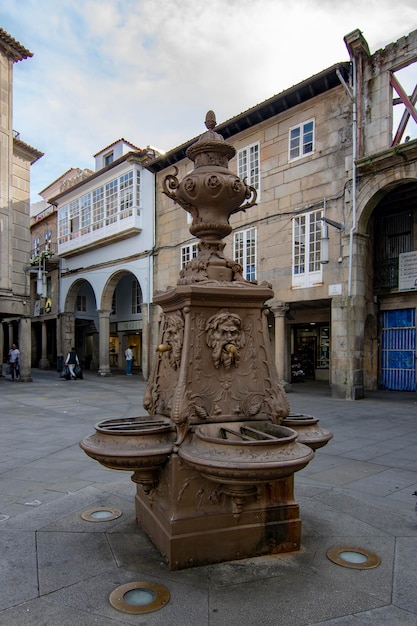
205 110 216 130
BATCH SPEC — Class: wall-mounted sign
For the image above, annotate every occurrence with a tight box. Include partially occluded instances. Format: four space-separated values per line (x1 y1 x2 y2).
34 301 41 317
117 320 142 332
328 283 343 296
399 251 417 291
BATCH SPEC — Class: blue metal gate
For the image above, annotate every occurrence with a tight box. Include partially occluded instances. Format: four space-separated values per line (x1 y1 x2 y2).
381 309 416 391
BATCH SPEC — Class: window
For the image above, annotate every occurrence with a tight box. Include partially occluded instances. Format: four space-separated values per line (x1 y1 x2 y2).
136 170 141 214
69 200 79 238
120 171 134 219
92 187 104 230
44 230 52 249
80 193 91 234
292 210 322 288
237 143 260 195
33 236 40 255
105 179 118 225
289 120 314 161
104 151 114 166
131 278 142 315
59 205 69 242
181 242 198 269
76 295 87 312
234 227 257 281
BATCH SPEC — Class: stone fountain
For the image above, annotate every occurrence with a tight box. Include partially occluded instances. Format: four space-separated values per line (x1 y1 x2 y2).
80 111 332 570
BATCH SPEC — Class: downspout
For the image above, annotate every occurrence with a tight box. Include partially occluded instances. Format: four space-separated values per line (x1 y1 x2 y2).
349 55 357 298
337 60 357 297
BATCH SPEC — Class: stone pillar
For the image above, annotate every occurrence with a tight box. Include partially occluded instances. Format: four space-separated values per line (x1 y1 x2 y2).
331 295 365 399
8 322 13 347
39 321 50 369
0 323 4 375
18 317 32 382
269 301 290 389
141 302 150 380
97 309 112 377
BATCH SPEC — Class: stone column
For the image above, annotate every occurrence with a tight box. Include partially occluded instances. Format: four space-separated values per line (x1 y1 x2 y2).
0 322 4 375
141 302 150 380
39 321 50 369
18 317 32 382
97 309 112 377
331 294 365 399
269 301 290 388
8 321 13 347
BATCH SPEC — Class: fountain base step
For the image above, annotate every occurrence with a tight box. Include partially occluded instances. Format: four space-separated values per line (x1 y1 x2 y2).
135 455 302 570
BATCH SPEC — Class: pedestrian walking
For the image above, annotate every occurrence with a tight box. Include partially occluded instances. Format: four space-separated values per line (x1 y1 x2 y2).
65 347 79 380
8 343 20 380
125 345 133 375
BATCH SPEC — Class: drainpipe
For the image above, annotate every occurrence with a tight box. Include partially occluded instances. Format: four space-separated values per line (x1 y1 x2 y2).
349 56 358 298
337 60 357 297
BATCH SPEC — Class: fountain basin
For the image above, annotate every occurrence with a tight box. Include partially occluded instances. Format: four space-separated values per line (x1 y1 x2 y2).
79 416 175 476
282 414 333 450
179 421 314 485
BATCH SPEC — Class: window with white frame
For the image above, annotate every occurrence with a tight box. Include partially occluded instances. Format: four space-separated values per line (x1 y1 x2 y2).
59 205 69 242
131 278 142 315
119 171 134 219
105 179 118 225
289 119 314 161
69 200 79 238
181 242 198 269
80 193 91 234
58 168 142 245
234 227 257 281
237 142 260 196
292 210 322 288
92 187 104 230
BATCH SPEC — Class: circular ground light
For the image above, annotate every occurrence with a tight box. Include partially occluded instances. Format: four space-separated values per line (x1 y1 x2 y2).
80 506 122 522
326 546 381 569
109 581 170 614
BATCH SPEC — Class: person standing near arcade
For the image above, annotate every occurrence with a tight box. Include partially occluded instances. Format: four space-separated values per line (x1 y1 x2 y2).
8 343 20 380
125 345 133 375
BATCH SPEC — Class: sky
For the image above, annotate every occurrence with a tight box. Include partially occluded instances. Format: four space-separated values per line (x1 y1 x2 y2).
1 0 417 202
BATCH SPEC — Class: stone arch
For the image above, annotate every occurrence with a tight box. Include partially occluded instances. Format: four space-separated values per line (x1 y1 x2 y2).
100 269 143 311
357 171 417 234
62 278 98 370
64 278 98 313
100 269 145 375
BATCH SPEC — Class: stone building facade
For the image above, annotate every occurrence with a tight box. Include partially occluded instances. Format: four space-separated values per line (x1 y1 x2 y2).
48 140 157 378
148 28 417 399
0 28 43 380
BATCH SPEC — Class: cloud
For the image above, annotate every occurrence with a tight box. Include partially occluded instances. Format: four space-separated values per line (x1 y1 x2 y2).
2 0 416 199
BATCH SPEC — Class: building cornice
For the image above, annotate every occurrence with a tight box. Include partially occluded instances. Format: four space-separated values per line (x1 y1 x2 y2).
0 27 33 62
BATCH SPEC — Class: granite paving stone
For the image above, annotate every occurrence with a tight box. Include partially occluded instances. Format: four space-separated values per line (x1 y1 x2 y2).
0 371 416 625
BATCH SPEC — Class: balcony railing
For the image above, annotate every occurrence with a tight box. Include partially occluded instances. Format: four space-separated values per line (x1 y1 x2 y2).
58 209 142 256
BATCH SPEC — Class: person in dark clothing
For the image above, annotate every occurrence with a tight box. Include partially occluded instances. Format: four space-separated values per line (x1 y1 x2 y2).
65 347 79 380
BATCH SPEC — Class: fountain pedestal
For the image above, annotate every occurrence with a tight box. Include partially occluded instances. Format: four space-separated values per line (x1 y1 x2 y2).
135 456 302 570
